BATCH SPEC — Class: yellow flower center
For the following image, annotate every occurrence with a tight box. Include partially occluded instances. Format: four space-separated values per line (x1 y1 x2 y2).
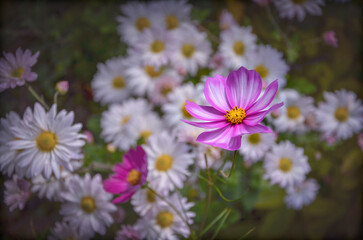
135 17 151 31
127 169 142 186
156 211 174 228
11 67 25 78
146 189 156 203
161 85 172 96
181 101 193 118
287 106 301 119
292 0 306 4
248 133 261 145
255 64 269 79
121 115 130 125
279 157 293 172
334 107 349 122
233 41 245 55
225 106 246 124
144 65 162 78
150 40 165 53
81 196 96 213
36 131 58 152
165 15 179 30
140 130 152 140
112 76 125 89
155 154 173 171
181 44 195 58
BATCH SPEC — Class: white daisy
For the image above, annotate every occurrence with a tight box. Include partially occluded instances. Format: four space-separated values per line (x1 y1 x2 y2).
9 103 85 179
91 57 133 105
152 0 192 31
148 71 182 105
272 89 315 134
246 45 289 88
273 0 325 22
170 23 212 76
315 89 363 141
131 112 163 145
284 178 319 209
4 175 30 212
219 26 257 69
239 132 276 163
196 145 225 170
131 188 163 216
48 221 88 240
264 141 310 189
116 224 141 240
144 131 194 194
100 98 151 151
136 193 195 240
219 9 238 30
117 1 164 45
60 173 117 238
176 121 204 145
130 27 174 68
162 82 205 127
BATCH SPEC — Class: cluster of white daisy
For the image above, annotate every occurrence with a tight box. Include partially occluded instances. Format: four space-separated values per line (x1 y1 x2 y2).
0 0 362 239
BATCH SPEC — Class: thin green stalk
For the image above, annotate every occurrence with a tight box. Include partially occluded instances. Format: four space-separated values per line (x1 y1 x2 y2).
220 151 238 178
238 227 255 240
211 208 231 240
201 208 229 236
26 83 50 110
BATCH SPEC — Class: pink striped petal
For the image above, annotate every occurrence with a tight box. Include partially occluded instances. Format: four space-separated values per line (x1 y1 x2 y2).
181 119 229 129
103 179 128 194
113 192 135 203
246 80 279 114
185 101 225 121
225 67 262 109
204 74 231 113
196 125 235 150
244 102 284 126
227 136 242 150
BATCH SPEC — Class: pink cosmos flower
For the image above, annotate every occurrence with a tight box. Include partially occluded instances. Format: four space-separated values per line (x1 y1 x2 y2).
103 146 148 203
323 31 338 48
182 66 283 151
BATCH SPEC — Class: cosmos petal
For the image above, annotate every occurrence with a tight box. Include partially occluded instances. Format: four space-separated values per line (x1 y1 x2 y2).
243 102 284 126
246 80 279 113
181 119 229 129
185 101 225 121
204 74 231 113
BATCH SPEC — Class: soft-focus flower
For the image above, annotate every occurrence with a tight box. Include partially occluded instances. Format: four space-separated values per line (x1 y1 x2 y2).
149 72 181 105
4 175 30 211
273 0 325 22
131 188 163 216
183 66 283 151
60 173 116 238
144 131 194 194
284 179 319 210
219 10 238 30
91 57 133 105
82 130 94 144
219 26 257 69
103 146 148 203
48 221 88 240
9 103 85 179
239 132 275 163
264 141 310 188
323 30 338 48
196 145 224 170
56 81 69 95
0 48 39 92
116 225 141 240
131 113 163 144
316 89 363 140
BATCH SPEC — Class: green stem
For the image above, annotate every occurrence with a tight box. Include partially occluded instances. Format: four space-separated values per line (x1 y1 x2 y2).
220 151 238 178
265 4 290 48
53 92 59 105
26 83 50 110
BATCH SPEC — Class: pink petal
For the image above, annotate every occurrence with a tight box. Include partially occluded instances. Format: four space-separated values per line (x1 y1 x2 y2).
227 136 242 150
196 125 235 149
185 101 225 121
103 179 128 194
225 67 262 109
113 192 135 203
181 119 229 129
204 74 231 113
243 102 284 126
246 80 279 114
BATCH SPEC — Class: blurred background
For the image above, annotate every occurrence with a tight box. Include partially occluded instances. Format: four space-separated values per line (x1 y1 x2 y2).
0 0 362 239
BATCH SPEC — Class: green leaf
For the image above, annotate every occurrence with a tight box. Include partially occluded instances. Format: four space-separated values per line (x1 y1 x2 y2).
254 184 285 209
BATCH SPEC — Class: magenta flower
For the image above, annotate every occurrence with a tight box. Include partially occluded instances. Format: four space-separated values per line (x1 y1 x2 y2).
103 146 148 203
323 31 338 48
182 66 283 151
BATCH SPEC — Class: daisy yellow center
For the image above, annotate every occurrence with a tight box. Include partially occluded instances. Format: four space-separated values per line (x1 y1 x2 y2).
150 40 165 53
127 169 142 186
248 133 261 145
146 189 156 203
165 15 179 30
182 101 193 118
156 211 174 228
292 0 306 4
181 44 195 58
334 107 349 122
112 76 125 89
11 67 25 78
161 85 172 96
135 17 151 31
279 157 292 172
81 196 96 214
122 115 130 125
155 154 173 171
36 131 58 152
145 65 162 78
287 106 301 119
140 130 152 140
225 106 246 124
233 41 245 55
255 64 269 79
